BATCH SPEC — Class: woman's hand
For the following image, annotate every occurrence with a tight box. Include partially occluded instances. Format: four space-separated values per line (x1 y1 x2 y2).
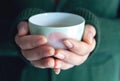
15 21 56 68
54 25 96 74
15 21 96 74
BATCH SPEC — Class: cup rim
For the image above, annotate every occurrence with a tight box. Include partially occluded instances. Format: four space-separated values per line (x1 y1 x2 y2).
29 12 85 28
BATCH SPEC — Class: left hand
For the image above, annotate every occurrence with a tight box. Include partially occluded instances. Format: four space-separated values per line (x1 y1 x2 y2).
53 24 96 74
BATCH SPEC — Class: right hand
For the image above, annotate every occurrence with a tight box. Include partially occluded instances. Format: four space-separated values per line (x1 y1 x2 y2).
15 21 55 68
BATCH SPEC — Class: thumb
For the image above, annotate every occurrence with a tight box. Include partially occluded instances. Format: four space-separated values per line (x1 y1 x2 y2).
17 21 29 36
83 25 96 44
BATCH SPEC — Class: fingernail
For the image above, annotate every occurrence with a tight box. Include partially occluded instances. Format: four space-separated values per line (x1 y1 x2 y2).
63 40 73 48
54 68 61 75
55 53 64 59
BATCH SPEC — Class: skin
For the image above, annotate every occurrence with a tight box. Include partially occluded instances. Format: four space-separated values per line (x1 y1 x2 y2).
15 21 96 74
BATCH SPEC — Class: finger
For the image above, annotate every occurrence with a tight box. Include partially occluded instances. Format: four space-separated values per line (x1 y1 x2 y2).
17 21 29 36
63 25 96 55
63 39 92 55
54 68 61 75
15 35 47 50
83 25 96 44
21 45 55 61
54 49 89 65
31 57 55 68
54 59 74 70
54 58 61 75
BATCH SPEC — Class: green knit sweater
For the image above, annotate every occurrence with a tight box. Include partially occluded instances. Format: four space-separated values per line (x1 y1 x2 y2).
0 0 120 81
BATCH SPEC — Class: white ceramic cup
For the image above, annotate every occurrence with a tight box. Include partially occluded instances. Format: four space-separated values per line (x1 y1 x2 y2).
29 12 85 49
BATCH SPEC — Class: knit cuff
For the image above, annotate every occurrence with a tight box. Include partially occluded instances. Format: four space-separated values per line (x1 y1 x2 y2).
64 8 100 60
9 8 45 65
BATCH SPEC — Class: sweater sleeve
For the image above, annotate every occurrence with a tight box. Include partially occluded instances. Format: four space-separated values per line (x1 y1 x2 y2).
9 8 45 64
